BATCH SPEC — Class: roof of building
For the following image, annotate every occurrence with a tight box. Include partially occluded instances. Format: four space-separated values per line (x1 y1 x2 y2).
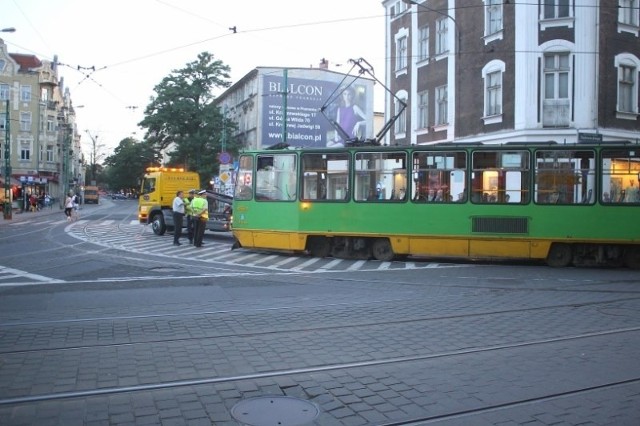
9 53 42 71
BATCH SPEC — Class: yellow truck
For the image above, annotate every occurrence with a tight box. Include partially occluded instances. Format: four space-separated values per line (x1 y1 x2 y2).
83 185 100 204
138 167 232 235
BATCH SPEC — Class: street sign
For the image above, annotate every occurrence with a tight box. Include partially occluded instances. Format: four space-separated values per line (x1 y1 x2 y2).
578 132 603 143
218 151 232 165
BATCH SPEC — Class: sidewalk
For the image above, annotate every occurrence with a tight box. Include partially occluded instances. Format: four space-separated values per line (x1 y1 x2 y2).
2 204 75 223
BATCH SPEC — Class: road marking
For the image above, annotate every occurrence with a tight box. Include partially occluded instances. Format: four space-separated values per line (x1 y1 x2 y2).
0 266 64 286
317 258 345 271
290 257 323 271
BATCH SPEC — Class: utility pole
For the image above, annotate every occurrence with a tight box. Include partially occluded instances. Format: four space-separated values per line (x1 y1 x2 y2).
85 130 101 184
282 68 288 143
62 125 70 206
3 99 11 219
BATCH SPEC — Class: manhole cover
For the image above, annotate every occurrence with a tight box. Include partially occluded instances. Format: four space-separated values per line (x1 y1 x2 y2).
231 396 319 426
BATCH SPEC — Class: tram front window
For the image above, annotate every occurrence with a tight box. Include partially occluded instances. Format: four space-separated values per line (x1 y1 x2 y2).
234 155 254 200
255 154 297 201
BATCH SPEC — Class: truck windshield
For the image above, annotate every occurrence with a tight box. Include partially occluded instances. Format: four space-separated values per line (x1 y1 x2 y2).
141 177 156 194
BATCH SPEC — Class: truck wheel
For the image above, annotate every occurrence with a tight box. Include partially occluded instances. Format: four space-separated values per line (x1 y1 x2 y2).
151 214 166 235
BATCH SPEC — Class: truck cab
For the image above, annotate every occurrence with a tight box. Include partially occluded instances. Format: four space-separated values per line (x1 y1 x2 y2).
138 167 232 235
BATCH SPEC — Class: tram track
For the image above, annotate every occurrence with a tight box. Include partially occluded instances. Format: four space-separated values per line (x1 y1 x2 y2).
1 292 639 349
1 325 638 406
381 377 640 425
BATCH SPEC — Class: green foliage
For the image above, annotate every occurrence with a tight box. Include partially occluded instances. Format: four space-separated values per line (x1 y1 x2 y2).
102 138 158 193
139 52 239 185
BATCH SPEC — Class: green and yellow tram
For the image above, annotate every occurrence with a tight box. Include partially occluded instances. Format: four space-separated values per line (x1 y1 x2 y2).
231 141 640 268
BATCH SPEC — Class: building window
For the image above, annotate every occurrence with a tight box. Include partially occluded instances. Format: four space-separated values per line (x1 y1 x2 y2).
542 52 571 127
540 0 573 29
482 60 505 124
486 71 502 116
396 35 408 71
20 146 30 161
0 83 9 101
0 59 5 72
418 91 429 129
394 95 407 136
47 116 55 132
619 0 640 35
619 65 636 113
614 54 640 119
620 0 639 26
485 0 503 36
46 145 54 162
391 0 408 18
435 85 448 126
418 26 429 62
544 0 570 19
20 85 31 102
435 18 448 55
20 111 32 131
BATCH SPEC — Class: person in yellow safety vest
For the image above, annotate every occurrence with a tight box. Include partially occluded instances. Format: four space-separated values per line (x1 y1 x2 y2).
184 189 196 244
191 190 209 248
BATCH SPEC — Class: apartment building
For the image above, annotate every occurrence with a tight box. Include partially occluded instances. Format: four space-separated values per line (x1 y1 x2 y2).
214 65 376 150
0 38 83 211
384 0 640 146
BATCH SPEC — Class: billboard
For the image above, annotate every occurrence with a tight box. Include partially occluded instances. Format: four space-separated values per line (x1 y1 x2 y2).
260 70 373 148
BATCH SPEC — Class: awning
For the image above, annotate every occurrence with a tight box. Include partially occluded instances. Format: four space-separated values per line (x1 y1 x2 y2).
0 176 22 186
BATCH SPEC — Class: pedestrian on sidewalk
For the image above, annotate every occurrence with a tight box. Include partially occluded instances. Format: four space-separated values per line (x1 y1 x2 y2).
64 192 74 221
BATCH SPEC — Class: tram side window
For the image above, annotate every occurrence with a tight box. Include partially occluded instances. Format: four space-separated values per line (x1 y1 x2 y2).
412 151 466 202
535 150 595 205
301 153 350 201
601 149 640 203
471 150 529 203
234 155 254 200
255 154 297 201
354 151 407 202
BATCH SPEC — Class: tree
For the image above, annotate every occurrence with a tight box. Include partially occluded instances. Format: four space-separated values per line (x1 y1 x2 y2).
102 137 158 193
139 52 238 185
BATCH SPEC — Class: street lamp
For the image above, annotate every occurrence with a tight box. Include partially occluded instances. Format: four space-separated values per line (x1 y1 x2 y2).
1 28 16 33
402 0 461 56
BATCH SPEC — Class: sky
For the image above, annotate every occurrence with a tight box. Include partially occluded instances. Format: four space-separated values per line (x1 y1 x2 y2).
1 0 387 156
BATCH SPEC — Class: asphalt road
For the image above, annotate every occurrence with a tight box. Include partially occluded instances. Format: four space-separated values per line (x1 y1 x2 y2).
0 200 638 425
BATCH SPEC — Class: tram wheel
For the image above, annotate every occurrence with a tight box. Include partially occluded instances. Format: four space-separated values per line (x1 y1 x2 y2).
624 246 640 270
546 243 572 267
372 238 394 261
307 237 331 258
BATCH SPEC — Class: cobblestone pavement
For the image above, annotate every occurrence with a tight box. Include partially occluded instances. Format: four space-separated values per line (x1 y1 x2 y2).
1 205 639 425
